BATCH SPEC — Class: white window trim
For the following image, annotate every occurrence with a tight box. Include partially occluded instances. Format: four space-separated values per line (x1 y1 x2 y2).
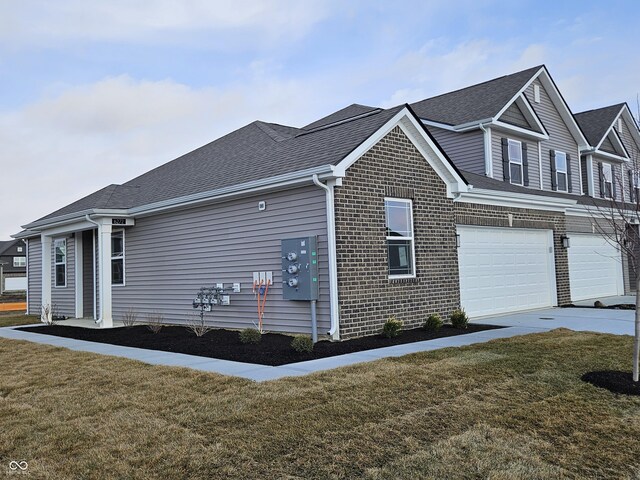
54 238 67 288
385 197 416 279
13 256 26 267
555 151 568 192
17 246 23 253
111 229 126 286
508 139 523 186
603 163 613 199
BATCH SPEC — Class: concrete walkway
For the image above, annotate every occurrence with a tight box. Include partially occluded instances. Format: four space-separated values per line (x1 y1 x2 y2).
0 307 634 382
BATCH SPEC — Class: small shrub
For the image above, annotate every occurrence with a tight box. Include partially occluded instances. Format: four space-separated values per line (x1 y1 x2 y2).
146 312 164 334
450 308 469 329
239 328 262 345
186 312 213 337
122 307 138 327
291 335 314 354
424 313 443 331
382 316 403 338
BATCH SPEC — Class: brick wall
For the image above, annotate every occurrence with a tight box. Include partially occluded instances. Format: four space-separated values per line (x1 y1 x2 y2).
334 126 573 339
334 126 460 339
454 203 570 306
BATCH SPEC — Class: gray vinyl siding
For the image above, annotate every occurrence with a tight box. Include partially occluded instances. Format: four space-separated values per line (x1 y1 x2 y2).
490 131 541 189
498 102 530 129
111 186 330 335
426 126 485 174
581 156 589 195
600 135 617 155
619 116 640 161
565 215 614 235
27 237 42 315
524 80 580 194
51 235 75 317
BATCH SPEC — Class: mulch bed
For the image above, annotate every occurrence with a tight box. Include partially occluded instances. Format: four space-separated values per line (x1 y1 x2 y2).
18 323 503 366
581 370 640 396
561 304 636 310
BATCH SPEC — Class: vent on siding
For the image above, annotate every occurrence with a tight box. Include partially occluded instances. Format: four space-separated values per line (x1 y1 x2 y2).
534 85 541 103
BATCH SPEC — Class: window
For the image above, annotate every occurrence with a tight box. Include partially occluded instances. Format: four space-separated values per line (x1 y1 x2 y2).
630 170 640 202
54 239 66 287
17 246 23 253
385 198 415 277
555 151 568 191
13 256 26 267
111 230 125 285
603 163 613 198
508 139 523 185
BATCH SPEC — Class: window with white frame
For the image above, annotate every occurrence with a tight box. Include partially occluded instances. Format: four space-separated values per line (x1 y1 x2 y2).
385 198 415 277
54 239 66 287
603 163 613 198
13 256 26 267
508 139 523 185
17 246 23 253
111 230 125 285
555 151 568 191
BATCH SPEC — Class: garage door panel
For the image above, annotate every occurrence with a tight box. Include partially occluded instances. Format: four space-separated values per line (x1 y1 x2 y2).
457 226 554 317
568 234 620 301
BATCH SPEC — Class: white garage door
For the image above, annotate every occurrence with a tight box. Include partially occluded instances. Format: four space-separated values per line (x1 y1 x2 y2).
457 226 555 317
568 234 622 301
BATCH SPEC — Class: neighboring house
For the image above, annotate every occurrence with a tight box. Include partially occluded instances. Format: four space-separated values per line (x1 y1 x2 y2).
575 103 640 291
0 239 27 292
13 65 640 339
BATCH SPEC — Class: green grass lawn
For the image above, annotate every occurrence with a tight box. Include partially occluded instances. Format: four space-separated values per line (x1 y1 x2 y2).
0 328 639 479
0 313 39 328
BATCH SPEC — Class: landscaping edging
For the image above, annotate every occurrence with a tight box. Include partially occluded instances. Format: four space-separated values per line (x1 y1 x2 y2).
17 323 504 366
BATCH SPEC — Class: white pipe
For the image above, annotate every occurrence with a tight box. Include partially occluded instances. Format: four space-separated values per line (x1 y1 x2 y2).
478 123 492 177
312 174 340 340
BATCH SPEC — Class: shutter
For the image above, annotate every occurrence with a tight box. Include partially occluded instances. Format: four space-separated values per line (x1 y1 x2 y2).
550 150 557 191
522 143 529 186
613 167 617 199
629 171 634 203
501 138 510 182
566 153 572 193
598 162 605 198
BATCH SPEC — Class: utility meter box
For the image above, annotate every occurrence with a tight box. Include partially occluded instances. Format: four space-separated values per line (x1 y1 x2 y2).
281 236 319 301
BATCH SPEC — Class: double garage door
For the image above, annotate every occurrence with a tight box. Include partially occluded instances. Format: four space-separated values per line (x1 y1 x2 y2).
457 226 623 317
457 226 556 317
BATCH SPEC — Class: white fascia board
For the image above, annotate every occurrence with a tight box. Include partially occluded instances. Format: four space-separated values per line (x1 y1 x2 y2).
608 128 630 158
12 229 39 239
536 70 589 147
334 107 469 198
491 120 549 140
620 106 640 151
130 165 338 217
421 119 457 131
22 209 129 230
595 105 626 150
588 149 629 163
515 94 549 136
456 188 577 212
493 67 545 120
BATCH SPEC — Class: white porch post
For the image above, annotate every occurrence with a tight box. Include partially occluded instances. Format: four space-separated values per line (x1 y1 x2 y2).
75 234 83 318
98 221 113 328
41 234 52 323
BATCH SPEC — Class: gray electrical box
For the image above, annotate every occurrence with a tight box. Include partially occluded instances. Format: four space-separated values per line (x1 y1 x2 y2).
281 236 319 301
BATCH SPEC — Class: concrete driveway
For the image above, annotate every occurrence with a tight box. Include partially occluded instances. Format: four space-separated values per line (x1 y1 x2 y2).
481 307 636 336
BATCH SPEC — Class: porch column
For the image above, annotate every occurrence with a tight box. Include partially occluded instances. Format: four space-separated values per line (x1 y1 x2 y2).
41 234 52 323
98 222 113 328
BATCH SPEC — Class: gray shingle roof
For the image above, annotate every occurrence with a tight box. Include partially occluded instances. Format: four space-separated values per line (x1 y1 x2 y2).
574 104 625 147
302 104 380 130
36 105 405 223
0 240 13 256
410 65 543 125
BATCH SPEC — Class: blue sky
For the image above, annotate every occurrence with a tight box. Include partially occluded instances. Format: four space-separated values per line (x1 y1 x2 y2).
1 0 639 238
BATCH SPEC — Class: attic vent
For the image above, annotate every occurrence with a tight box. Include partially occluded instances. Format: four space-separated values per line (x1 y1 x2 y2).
618 118 622 132
533 85 541 103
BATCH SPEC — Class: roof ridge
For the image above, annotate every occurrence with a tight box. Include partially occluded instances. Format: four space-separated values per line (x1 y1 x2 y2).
298 106 385 136
414 65 543 104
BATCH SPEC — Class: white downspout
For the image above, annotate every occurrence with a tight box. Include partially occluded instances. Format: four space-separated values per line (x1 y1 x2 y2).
479 123 493 177
312 174 340 340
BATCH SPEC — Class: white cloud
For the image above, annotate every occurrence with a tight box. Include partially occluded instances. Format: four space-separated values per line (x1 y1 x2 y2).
0 0 333 49
0 73 332 238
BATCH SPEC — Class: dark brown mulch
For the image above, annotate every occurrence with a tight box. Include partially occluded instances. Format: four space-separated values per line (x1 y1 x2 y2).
17 323 503 366
581 370 640 396
561 303 636 310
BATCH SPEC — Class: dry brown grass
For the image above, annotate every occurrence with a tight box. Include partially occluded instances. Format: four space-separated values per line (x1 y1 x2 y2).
0 313 39 328
0 328 639 479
